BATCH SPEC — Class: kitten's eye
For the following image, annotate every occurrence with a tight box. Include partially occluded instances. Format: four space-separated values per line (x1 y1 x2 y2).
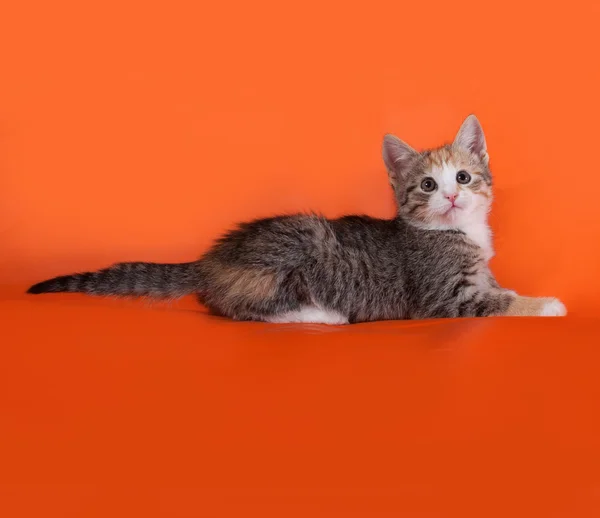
456 170 471 184
420 178 437 192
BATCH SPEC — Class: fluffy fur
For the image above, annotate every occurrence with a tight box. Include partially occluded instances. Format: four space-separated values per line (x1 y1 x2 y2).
27 115 566 323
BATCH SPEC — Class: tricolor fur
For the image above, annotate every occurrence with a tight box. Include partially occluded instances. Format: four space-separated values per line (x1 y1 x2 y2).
28 115 566 323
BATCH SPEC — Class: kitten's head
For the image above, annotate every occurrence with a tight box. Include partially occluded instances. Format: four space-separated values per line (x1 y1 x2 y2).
382 115 492 228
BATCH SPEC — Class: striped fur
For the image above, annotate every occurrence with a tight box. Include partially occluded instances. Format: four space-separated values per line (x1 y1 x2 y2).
27 115 566 323
27 262 199 298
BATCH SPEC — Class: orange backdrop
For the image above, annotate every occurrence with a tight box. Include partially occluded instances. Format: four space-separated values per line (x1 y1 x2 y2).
3 3 600 516
0 0 599 312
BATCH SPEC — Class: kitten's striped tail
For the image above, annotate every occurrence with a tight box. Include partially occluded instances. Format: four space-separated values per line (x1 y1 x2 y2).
27 261 201 299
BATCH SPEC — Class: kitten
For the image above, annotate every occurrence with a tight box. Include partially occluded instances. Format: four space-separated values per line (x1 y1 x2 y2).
27 115 566 324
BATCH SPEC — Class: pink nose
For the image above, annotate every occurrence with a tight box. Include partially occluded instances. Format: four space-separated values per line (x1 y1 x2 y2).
446 193 458 203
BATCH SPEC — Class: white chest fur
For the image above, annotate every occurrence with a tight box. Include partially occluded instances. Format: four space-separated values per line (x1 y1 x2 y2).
458 220 494 262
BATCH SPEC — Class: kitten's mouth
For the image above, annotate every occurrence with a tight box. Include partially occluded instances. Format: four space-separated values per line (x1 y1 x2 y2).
443 205 461 215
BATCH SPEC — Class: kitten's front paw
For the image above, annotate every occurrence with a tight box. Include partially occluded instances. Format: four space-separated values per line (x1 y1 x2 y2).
539 298 567 317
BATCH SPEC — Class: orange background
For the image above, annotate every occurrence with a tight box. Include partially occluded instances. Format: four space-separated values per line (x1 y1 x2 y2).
1 0 599 312
2 1 600 516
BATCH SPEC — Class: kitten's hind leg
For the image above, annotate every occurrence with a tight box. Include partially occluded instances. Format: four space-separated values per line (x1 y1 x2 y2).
196 263 349 324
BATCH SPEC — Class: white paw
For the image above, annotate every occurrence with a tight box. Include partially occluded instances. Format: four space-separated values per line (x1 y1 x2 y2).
266 306 349 325
539 298 567 317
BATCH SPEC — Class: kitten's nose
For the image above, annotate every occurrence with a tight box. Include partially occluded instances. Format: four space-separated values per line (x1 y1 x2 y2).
446 193 458 204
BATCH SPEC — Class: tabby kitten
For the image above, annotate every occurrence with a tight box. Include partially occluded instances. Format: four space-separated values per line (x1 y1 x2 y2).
27 115 566 324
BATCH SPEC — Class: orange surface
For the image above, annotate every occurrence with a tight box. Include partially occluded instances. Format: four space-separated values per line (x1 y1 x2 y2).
2 291 600 517
1 0 600 516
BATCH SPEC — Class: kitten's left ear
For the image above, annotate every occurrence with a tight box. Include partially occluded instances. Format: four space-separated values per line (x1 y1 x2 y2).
454 115 488 165
382 134 419 190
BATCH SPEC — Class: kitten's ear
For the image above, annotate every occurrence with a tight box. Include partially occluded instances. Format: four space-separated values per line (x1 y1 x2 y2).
382 134 418 188
454 115 488 164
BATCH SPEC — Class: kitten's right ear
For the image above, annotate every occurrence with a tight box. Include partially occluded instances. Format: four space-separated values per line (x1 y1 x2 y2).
382 134 418 189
